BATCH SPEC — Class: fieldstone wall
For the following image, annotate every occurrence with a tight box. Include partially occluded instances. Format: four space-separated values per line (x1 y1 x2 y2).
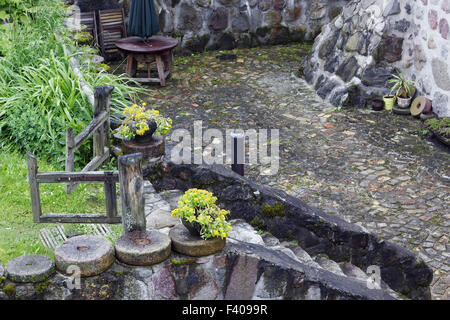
153 0 349 52
0 239 398 300
303 0 450 117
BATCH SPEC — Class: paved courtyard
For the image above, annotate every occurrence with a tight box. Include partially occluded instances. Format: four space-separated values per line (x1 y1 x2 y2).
116 43 449 299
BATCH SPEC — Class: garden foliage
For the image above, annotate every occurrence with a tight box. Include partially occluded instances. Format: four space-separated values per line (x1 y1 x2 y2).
0 0 143 168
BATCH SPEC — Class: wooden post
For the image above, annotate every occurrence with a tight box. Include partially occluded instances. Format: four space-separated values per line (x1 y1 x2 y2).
26 153 42 223
118 153 146 233
65 129 75 193
93 86 114 160
104 171 118 222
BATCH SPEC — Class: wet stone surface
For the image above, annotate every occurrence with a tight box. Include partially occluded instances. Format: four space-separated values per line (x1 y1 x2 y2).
114 43 449 300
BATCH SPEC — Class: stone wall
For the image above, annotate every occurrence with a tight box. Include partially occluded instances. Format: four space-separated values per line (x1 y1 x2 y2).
303 0 450 118
0 239 399 300
76 0 350 52
153 0 350 52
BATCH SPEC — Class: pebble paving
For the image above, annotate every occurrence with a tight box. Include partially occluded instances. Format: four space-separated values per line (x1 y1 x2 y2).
115 43 449 299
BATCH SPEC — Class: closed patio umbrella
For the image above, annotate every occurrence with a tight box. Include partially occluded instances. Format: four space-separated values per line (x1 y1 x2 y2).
127 0 160 41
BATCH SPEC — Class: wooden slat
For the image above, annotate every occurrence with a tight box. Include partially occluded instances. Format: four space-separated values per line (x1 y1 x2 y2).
104 180 118 219
73 110 109 150
37 170 118 183
39 213 121 224
66 148 110 193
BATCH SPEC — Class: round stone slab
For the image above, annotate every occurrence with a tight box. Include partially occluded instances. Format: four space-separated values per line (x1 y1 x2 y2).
115 230 171 266
0 263 4 278
6 255 54 283
393 105 411 115
169 224 226 257
54 235 115 277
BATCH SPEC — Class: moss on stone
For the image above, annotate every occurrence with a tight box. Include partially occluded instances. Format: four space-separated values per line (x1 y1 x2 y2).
170 257 196 266
261 202 286 218
3 283 16 297
250 217 265 229
34 281 50 294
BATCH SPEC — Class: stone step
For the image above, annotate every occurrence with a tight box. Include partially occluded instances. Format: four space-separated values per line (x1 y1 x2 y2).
314 256 347 277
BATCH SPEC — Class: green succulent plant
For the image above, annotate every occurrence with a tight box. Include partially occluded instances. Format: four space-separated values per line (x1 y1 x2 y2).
388 69 415 98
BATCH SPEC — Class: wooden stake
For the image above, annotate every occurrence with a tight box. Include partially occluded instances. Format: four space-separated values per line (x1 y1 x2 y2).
118 153 146 233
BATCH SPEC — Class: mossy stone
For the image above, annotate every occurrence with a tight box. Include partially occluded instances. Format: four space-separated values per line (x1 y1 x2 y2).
54 235 115 277
115 230 171 266
6 255 54 283
169 224 225 257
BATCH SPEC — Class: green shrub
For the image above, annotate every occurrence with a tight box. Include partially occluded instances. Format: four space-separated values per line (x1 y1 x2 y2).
0 0 144 168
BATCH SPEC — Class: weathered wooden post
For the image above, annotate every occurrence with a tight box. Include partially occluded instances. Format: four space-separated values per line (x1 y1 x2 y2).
115 154 172 266
93 85 114 161
26 153 42 223
118 153 146 233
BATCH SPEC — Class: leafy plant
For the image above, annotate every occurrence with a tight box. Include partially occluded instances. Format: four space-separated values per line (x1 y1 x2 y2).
116 103 172 140
388 69 415 98
171 189 232 240
425 118 450 138
0 0 145 168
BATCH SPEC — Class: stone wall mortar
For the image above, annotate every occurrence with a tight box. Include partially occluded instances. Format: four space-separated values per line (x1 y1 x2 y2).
304 0 450 117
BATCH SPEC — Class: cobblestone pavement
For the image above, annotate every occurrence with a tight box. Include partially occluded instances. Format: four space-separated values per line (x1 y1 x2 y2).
115 43 449 299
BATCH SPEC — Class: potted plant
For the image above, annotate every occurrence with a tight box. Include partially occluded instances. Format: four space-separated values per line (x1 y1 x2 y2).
116 103 172 143
383 94 396 110
171 188 232 240
388 69 415 109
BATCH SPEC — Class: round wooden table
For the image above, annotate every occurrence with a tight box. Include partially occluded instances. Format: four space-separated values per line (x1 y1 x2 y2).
115 36 178 86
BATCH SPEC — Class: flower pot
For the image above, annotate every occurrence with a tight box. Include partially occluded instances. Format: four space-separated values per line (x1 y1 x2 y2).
396 96 412 109
371 99 384 111
383 95 396 110
131 119 157 143
182 219 202 236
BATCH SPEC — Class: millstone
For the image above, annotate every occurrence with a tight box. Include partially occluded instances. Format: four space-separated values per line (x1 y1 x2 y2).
6 255 54 283
169 224 226 257
420 112 437 120
392 106 411 115
114 230 171 266
0 263 4 278
54 235 115 277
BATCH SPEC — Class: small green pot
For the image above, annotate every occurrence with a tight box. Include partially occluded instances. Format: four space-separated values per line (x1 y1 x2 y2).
383 95 396 110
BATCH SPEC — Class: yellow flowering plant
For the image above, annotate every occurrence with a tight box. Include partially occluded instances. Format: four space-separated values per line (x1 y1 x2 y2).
171 188 232 240
117 102 172 140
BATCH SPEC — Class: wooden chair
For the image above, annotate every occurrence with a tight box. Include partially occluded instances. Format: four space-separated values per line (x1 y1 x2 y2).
79 11 98 46
98 8 127 57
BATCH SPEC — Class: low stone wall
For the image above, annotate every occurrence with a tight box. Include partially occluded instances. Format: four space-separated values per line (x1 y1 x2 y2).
150 162 433 300
303 0 450 117
0 239 396 300
75 0 350 53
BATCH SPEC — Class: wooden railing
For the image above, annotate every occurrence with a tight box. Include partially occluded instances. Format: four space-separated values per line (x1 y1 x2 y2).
27 152 146 226
65 85 114 194
27 153 120 224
